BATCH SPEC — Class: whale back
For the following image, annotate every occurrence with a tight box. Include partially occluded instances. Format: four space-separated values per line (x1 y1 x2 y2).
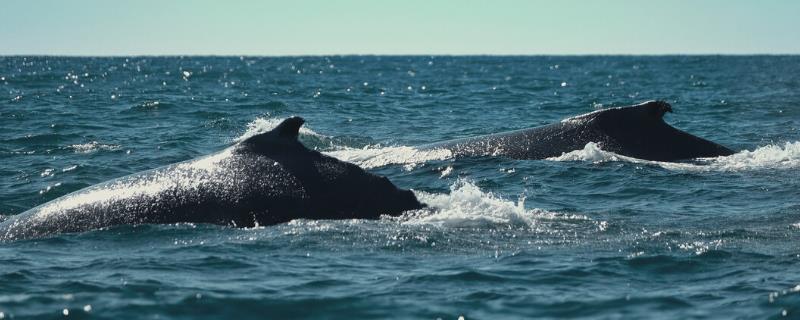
420 101 734 162
0 117 423 241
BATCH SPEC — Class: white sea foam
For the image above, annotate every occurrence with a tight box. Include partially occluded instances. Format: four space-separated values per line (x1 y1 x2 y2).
234 116 455 169
397 180 588 228
69 141 120 153
440 166 454 177
325 146 452 170
547 141 800 172
698 141 800 171
546 142 626 163
239 116 800 173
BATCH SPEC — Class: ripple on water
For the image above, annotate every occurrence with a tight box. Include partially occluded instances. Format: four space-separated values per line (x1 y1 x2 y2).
1 56 799 319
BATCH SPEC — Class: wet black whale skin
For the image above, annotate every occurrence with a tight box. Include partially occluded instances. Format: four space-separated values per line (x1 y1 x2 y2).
420 100 735 162
1 117 424 241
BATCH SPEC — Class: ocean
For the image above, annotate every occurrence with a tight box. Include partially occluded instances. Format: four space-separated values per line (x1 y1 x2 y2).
1 56 799 319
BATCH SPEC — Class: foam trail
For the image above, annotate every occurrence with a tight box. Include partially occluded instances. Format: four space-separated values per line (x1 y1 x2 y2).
395 180 588 228
325 146 452 170
234 117 452 169
699 141 800 170
548 141 800 172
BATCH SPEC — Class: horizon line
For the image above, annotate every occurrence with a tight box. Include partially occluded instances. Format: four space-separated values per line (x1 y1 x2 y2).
3 53 800 58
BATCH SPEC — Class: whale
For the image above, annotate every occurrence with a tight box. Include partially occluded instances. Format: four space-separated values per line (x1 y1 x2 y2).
0 117 424 241
419 101 735 162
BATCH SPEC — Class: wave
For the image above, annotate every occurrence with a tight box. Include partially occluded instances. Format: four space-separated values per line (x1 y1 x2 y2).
547 141 800 171
393 180 589 228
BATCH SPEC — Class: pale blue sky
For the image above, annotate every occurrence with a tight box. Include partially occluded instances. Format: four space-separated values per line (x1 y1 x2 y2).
2 0 799 55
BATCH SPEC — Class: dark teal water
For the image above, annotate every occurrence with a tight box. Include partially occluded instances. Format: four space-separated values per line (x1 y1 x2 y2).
1 56 799 319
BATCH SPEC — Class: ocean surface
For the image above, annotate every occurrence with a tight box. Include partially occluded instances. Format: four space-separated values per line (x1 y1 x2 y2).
1 56 799 319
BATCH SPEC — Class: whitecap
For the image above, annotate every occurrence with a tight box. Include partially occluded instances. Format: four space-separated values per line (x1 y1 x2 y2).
69 141 121 153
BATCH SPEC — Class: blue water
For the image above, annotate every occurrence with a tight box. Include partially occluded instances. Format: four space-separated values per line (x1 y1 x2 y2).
1 56 799 319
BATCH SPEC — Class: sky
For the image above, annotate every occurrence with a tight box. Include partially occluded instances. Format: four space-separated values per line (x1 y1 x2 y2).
1 0 799 55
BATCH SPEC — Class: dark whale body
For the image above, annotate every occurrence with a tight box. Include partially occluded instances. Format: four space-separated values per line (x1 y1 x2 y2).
420 101 734 162
0 117 423 241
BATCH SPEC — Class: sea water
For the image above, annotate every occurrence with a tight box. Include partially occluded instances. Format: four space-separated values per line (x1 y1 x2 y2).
1 56 799 319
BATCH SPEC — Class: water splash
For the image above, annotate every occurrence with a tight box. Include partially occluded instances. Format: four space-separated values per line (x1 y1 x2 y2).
547 141 800 171
69 141 120 153
699 141 800 171
235 117 324 142
234 118 453 169
325 146 452 170
546 142 624 163
395 180 588 228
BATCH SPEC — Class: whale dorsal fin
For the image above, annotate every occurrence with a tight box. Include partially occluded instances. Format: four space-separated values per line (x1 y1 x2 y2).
241 116 305 149
582 100 673 125
631 100 673 119
564 100 673 124
272 116 305 139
